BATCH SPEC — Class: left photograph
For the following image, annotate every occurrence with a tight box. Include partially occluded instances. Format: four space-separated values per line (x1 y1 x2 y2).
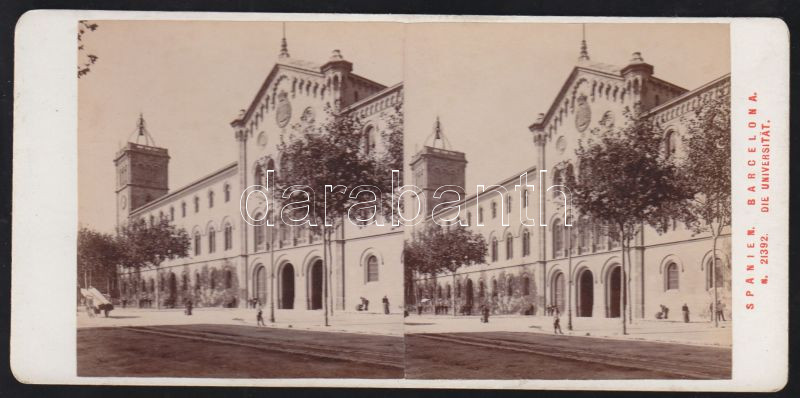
77 20 405 378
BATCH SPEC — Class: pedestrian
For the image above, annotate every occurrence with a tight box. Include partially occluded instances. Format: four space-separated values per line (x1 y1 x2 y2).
553 310 564 335
682 303 690 323
185 299 193 316
481 305 490 323
256 306 265 326
716 300 726 321
382 295 390 314
663 305 669 320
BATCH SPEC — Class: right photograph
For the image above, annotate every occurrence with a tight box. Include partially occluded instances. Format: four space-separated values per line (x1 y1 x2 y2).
402 22 732 380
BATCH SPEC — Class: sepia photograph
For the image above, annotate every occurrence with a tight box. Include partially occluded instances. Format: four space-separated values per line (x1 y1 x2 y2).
77 20 405 378
401 22 733 379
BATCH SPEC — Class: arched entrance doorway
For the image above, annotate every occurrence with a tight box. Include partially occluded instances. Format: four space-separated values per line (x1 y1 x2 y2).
551 272 565 314
254 265 267 306
577 269 593 317
279 263 295 309
606 265 626 318
465 279 474 313
168 272 177 307
308 260 323 310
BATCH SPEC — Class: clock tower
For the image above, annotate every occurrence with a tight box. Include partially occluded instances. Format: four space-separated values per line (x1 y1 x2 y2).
409 117 467 222
114 114 170 226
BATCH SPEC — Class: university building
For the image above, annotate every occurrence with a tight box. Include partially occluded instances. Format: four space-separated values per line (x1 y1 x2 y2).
115 36 404 312
411 43 731 321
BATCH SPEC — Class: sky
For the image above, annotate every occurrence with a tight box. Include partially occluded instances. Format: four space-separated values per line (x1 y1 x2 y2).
78 21 404 232
403 22 730 195
79 21 729 233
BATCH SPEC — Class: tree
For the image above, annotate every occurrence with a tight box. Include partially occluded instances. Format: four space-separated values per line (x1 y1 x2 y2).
404 223 487 316
273 105 402 325
569 107 691 334
116 217 191 308
77 227 121 292
77 21 99 78
676 97 731 327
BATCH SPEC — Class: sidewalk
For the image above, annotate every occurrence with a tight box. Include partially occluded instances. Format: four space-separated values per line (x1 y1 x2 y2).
404 314 732 347
77 307 404 336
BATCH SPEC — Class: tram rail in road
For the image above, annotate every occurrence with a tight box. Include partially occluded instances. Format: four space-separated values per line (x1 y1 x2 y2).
123 325 404 370
414 332 731 380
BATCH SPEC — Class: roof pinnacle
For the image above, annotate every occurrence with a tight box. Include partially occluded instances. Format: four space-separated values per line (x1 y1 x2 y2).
578 24 590 62
279 22 290 59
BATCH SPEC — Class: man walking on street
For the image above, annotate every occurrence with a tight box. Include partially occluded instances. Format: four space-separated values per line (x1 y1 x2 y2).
382 295 390 314
682 303 690 323
553 310 564 335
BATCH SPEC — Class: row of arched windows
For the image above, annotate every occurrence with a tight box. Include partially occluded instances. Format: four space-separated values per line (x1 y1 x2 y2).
663 257 726 292
193 223 234 256
489 230 532 262
251 212 321 252
552 217 619 258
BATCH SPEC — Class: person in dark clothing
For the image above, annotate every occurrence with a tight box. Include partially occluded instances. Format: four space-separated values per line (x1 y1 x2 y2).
382 295 390 314
185 299 193 316
682 303 690 323
716 300 726 321
256 307 265 326
553 311 564 334
481 305 490 323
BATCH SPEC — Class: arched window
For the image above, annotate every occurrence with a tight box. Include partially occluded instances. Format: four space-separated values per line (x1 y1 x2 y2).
210 269 217 289
664 130 677 159
170 207 175 221
665 262 679 290
478 280 485 298
552 168 563 198
522 276 531 296
507 276 514 296
182 273 189 291
194 196 200 213
254 166 264 187
159 210 164 220
266 159 276 179
194 232 201 255
253 213 265 250
225 270 232 289
366 255 379 282
579 216 591 252
149 278 155 292
446 284 452 299
224 184 231 202
706 257 724 290
491 202 497 219
506 233 514 259
523 189 529 208
478 207 484 224
455 281 461 298
195 272 200 291
522 229 531 257
140 278 146 292
224 223 233 250
491 237 498 262
466 212 472 226
506 195 512 213
149 215 154 225
181 202 186 218
553 220 563 257
436 284 442 299
491 279 498 298
208 190 215 208
363 125 376 154
208 227 216 253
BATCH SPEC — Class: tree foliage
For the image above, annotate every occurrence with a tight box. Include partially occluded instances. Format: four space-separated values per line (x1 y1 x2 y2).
676 97 731 236
570 108 691 241
77 21 99 78
77 227 121 288
275 105 402 226
404 223 487 284
116 218 191 271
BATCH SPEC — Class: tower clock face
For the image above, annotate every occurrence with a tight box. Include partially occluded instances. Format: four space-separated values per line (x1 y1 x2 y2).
120 195 128 210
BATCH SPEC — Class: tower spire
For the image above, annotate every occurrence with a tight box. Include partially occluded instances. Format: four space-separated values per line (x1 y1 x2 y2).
279 22 290 59
578 23 590 62
129 113 156 146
